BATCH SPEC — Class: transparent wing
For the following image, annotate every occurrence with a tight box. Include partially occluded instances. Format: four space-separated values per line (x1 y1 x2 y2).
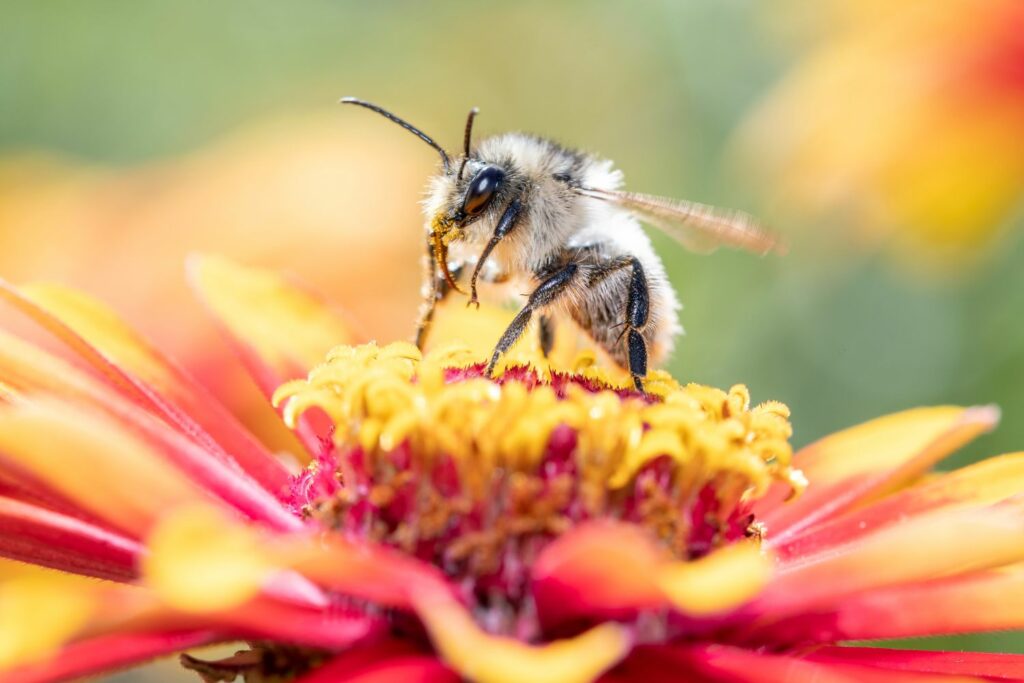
575 186 785 255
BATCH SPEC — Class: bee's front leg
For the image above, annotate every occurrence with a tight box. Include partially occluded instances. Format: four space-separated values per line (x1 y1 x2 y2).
414 237 464 350
485 262 578 376
468 197 523 308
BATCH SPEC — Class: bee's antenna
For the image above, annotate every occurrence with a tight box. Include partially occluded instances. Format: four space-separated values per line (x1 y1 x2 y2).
340 97 451 173
456 107 480 181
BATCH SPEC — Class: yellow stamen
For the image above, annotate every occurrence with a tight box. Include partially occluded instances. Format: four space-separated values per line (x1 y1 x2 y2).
274 343 799 514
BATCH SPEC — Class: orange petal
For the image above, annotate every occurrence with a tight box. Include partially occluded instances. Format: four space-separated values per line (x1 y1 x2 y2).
188 255 360 457
415 592 630 683
0 281 290 494
187 254 360 392
774 452 1024 560
755 406 999 541
0 328 117 409
531 521 667 625
0 399 213 537
828 565 1024 642
756 499 1024 619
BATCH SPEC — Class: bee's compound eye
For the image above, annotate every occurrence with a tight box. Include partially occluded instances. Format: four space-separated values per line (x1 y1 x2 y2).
462 165 505 216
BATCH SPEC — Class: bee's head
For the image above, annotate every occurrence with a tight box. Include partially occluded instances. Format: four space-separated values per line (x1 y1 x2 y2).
340 98 501 293
427 153 507 294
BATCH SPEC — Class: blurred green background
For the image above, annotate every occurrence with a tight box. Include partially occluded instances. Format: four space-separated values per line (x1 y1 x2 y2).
2 1 1023 678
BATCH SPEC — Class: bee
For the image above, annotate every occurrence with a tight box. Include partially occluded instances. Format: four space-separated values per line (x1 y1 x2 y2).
341 98 783 391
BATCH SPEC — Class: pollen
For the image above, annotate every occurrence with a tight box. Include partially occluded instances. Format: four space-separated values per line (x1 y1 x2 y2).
274 343 799 591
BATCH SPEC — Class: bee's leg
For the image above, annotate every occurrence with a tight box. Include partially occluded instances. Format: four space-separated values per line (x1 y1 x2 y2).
468 197 523 307
538 314 556 358
485 263 578 376
584 254 651 391
623 257 650 393
414 238 464 350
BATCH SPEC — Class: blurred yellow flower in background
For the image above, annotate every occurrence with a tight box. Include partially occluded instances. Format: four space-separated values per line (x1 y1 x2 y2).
736 0 1024 270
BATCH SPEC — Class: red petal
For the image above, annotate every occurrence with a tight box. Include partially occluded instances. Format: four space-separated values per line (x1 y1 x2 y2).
808 647 1024 680
597 647 723 683
679 644 983 683
215 598 384 649
102 397 302 531
0 399 216 538
0 495 140 581
755 406 999 542
3 630 220 683
0 281 291 495
290 533 453 609
0 396 298 539
773 452 1024 561
295 643 457 683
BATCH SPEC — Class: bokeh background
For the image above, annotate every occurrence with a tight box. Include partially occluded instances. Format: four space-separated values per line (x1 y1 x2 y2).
2 0 1022 678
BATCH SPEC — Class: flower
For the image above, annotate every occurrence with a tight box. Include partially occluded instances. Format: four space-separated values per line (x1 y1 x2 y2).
0 255 1023 682
734 0 1024 269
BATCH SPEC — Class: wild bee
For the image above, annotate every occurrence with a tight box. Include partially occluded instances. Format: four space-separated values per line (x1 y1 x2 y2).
341 98 782 391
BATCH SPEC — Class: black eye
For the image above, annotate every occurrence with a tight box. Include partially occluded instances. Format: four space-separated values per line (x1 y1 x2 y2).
462 165 505 216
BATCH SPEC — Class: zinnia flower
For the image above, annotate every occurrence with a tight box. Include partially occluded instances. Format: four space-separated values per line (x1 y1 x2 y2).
1 255 1023 682
734 0 1024 269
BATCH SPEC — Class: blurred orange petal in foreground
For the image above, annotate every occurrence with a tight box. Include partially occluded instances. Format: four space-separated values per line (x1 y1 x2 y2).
736 0 1024 269
0 116 426 445
0 256 1023 681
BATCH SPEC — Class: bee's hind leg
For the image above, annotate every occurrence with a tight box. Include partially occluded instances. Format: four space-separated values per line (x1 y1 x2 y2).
623 257 650 393
485 263 578 377
577 254 651 393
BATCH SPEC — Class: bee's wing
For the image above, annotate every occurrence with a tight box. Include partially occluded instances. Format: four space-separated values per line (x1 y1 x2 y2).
575 186 785 255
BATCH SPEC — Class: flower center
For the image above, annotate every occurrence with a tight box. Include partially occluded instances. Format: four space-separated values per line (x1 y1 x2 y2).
275 343 800 631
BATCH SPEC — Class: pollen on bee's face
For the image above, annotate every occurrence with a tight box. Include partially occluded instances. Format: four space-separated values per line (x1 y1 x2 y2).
274 342 798 633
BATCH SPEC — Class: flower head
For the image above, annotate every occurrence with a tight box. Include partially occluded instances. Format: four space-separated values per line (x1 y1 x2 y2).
0 256 1022 682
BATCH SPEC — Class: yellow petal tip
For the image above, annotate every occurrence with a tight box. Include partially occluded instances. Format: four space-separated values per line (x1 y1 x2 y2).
658 542 771 616
143 504 274 613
